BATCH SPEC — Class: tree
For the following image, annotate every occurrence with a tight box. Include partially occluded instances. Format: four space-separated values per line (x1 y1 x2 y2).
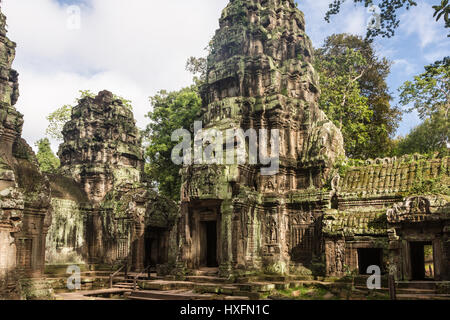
144 85 202 201
398 57 450 120
35 138 60 173
46 104 72 141
46 90 133 141
315 34 401 158
324 0 449 39
317 34 401 158
186 56 207 81
393 112 448 155
433 0 450 30
395 57 449 155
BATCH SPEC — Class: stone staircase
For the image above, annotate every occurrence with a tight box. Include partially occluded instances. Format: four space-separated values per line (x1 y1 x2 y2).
124 268 246 300
123 268 338 301
354 281 450 300
45 266 450 301
395 281 450 300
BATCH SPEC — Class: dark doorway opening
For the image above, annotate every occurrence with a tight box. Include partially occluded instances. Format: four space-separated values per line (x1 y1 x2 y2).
144 227 166 268
144 237 155 268
358 248 383 275
201 221 218 267
410 241 434 280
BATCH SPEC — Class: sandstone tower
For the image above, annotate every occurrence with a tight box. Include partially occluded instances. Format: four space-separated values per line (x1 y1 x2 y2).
178 0 345 276
46 90 178 269
0 4 51 298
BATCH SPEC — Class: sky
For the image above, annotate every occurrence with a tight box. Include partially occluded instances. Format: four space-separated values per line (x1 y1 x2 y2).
1 0 449 152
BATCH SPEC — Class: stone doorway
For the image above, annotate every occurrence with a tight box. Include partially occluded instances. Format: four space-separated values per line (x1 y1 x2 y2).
410 241 434 281
186 201 222 270
144 227 167 268
357 248 383 275
200 221 218 268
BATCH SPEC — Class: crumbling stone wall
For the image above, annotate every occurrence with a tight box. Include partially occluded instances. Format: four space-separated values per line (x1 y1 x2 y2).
45 174 91 265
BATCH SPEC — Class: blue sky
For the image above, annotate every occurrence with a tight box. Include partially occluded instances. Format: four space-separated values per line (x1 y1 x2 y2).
2 0 449 152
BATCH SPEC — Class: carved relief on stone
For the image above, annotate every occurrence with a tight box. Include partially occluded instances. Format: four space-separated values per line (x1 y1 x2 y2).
265 209 279 245
387 196 433 223
331 173 341 193
334 241 345 275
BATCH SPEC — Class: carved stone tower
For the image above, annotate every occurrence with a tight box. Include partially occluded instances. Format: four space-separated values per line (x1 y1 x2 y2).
179 0 344 276
58 90 145 263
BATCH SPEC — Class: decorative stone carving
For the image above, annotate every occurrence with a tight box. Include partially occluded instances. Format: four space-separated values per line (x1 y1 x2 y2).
387 196 435 223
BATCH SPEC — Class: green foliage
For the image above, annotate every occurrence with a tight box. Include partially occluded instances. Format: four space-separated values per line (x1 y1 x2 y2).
316 46 372 158
334 157 367 176
46 104 72 141
35 138 60 173
395 57 449 156
393 113 449 156
398 57 449 120
186 56 207 81
316 40 371 158
433 0 450 36
323 0 450 40
408 158 450 196
77 89 95 100
144 85 202 201
315 34 401 158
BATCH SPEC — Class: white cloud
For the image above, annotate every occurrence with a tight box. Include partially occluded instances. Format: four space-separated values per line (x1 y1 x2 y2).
400 2 447 48
392 59 417 76
424 46 449 63
1 0 444 151
299 0 367 47
2 0 228 151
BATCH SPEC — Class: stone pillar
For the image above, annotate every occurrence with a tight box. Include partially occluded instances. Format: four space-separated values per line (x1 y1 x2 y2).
132 223 145 271
433 238 443 281
219 199 233 277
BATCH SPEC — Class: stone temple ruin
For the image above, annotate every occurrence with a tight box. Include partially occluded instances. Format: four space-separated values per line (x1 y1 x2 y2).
0 0 449 300
47 89 178 271
175 0 449 282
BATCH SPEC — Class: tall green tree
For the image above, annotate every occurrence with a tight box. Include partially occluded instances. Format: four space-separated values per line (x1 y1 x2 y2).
393 112 448 156
35 138 60 173
144 85 202 201
395 57 449 155
315 34 400 158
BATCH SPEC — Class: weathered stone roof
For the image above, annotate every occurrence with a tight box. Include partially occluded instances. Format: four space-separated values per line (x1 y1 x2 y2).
323 209 387 237
337 155 449 197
